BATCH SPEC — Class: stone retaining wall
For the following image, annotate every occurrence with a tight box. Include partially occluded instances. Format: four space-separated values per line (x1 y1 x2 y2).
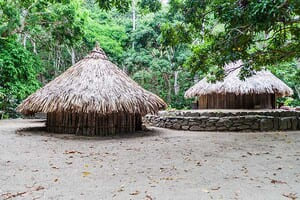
144 110 300 131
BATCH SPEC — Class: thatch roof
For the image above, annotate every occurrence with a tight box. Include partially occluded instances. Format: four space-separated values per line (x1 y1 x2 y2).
185 60 293 98
18 44 167 115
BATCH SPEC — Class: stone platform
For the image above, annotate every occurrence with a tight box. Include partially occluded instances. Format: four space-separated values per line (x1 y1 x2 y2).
144 109 300 131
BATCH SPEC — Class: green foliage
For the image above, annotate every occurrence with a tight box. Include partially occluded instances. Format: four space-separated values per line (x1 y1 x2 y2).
269 61 300 106
0 37 42 117
167 0 300 80
1 0 299 119
95 0 130 12
138 0 161 13
95 0 162 13
83 11 128 62
124 11 194 108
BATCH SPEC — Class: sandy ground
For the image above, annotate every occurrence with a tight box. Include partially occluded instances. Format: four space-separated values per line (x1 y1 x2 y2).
0 119 299 200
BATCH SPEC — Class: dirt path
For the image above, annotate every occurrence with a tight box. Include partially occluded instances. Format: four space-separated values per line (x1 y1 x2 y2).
0 119 299 200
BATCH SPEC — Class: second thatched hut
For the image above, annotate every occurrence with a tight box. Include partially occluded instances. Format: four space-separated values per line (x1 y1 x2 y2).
18 43 167 136
185 61 293 109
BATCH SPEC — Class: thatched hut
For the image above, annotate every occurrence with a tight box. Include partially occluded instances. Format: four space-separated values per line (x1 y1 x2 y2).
185 61 293 109
17 43 167 136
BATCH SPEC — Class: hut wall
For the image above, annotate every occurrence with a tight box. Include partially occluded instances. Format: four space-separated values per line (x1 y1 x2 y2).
46 112 143 136
198 93 275 109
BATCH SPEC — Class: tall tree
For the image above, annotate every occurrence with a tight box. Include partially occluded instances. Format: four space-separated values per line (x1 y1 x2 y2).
166 0 300 80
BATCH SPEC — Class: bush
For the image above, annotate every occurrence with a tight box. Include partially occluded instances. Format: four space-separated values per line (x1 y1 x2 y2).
0 37 42 118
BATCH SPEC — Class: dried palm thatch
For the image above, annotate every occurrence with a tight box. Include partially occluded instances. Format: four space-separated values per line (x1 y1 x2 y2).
185 60 293 98
18 43 167 116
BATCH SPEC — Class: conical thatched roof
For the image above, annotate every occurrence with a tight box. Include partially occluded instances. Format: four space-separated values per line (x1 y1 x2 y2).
185 60 293 98
18 44 167 115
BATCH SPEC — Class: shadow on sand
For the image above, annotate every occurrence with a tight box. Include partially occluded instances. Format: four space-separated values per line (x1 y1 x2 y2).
16 125 162 141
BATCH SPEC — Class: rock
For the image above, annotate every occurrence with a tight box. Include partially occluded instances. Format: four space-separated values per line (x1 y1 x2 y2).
143 110 300 131
260 118 274 131
206 121 216 126
208 117 219 121
273 118 279 130
237 125 251 130
217 126 226 131
181 120 189 126
182 126 190 130
291 117 298 130
173 123 181 129
204 126 217 131
189 112 200 117
229 126 237 131
279 117 291 130
189 126 203 131
189 121 200 126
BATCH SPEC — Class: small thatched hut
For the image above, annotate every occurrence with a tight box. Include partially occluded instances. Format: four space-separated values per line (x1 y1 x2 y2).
185 61 293 109
18 43 167 136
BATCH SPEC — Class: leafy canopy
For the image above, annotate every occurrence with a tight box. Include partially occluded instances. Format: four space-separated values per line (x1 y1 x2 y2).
166 0 300 80
0 37 42 117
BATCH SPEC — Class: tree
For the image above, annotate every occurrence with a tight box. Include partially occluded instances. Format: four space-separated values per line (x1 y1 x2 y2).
95 0 162 13
123 10 194 108
0 37 42 117
167 0 300 80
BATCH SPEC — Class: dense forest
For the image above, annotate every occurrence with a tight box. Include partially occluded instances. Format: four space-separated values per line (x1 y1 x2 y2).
0 0 299 118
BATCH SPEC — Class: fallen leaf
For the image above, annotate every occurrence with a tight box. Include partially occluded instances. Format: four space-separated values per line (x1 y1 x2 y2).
282 193 297 200
271 179 287 184
1 191 27 200
202 189 209 193
82 171 91 177
145 194 153 200
35 186 45 191
130 191 140 195
64 150 83 154
211 186 221 190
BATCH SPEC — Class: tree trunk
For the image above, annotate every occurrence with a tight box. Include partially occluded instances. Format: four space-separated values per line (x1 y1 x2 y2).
194 74 199 84
31 39 37 54
71 47 76 65
166 75 172 103
67 47 76 65
174 70 180 95
23 34 27 48
132 0 136 50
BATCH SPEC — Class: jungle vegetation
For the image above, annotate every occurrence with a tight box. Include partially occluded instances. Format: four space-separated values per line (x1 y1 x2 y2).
0 0 299 118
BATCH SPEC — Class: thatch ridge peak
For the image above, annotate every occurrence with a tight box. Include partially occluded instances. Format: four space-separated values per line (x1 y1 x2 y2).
85 42 107 60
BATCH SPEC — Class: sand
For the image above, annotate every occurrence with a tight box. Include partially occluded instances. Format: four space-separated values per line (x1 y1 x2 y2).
0 119 299 200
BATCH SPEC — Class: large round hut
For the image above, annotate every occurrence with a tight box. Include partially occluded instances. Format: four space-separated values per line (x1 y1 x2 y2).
185 61 293 109
17 43 167 136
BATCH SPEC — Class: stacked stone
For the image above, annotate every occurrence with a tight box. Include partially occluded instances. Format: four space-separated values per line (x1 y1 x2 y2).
144 110 300 132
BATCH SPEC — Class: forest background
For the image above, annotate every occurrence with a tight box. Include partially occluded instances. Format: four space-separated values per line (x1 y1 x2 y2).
0 0 299 118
